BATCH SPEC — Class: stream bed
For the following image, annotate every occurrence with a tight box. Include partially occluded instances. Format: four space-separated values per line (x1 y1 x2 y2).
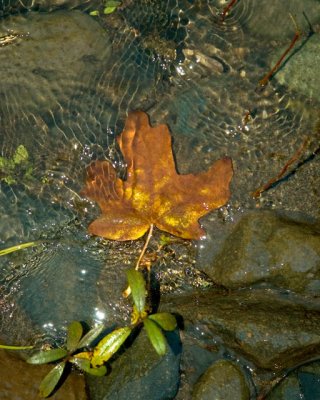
1 0 320 399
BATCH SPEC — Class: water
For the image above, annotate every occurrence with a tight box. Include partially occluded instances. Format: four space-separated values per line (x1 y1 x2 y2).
0 0 319 397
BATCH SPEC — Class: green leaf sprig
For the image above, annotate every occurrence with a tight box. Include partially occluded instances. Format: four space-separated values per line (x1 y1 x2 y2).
1 269 177 398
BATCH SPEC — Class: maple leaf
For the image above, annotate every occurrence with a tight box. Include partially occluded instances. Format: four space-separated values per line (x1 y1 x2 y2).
82 111 233 240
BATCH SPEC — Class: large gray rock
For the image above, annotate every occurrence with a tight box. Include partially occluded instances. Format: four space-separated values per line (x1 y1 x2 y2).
161 289 320 370
202 211 320 295
192 360 250 400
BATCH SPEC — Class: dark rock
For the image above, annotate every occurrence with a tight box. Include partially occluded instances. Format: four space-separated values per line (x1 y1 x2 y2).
192 360 250 400
86 328 181 400
202 211 320 295
161 288 320 370
266 361 320 400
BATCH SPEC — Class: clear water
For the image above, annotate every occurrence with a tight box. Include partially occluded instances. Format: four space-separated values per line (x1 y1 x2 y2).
0 0 319 394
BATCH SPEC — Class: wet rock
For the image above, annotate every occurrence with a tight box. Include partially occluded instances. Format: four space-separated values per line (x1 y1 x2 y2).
0 11 110 117
243 0 320 40
0 350 87 400
201 211 320 295
86 328 181 400
192 360 250 400
271 33 320 103
266 361 320 400
175 344 220 400
161 288 320 370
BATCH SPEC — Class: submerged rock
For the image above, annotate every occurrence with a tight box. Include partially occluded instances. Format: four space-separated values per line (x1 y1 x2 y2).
271 34 320 103
0 10 111 129
202 211 320 295
242 0 320 40
192 360 250 400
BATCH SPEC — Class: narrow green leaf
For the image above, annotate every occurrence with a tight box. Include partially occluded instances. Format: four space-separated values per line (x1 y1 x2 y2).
0 241 39 256
66 321 83 352
126 269 146 313
103 6 117 14
89 10 100 16
39 362 66 398
71 357 107 376
77 324 105 349
27 348 68 364
143 318 167 356
148 313 177 331
91 326 131 367
0 344 33 350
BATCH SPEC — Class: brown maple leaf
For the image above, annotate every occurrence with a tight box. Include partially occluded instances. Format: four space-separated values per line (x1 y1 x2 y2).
82 111 233 240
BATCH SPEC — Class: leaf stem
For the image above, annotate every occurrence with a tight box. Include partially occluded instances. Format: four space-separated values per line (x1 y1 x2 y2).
123 224 154 298
135 224 154 271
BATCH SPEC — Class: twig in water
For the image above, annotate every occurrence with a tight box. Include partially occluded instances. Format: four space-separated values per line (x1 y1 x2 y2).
252 138 309 198
258 14 301 88
220 0 239 22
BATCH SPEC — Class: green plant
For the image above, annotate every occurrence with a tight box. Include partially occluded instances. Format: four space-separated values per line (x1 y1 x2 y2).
0 269 177 397
0 144 34 185
89 1 122 17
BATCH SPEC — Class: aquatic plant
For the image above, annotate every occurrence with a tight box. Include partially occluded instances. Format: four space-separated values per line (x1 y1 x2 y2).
0 144 33 185
90 0 122 17
0 269 176 397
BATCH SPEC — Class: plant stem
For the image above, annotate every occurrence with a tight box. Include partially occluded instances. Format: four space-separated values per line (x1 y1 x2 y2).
135 224 154 271
0 344 34 350
123 224 154 298
0 241 39 256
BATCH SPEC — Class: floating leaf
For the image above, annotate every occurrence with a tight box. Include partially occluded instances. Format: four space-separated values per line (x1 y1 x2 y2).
77 324 105 349
66 321 83 352
82 111 233 241
27 348 68 364
0 344 33 350
70 357 107 376
39 362 66 398
143 318 167 356
148 313 177 331
126 269 146 313
91 326 131 368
